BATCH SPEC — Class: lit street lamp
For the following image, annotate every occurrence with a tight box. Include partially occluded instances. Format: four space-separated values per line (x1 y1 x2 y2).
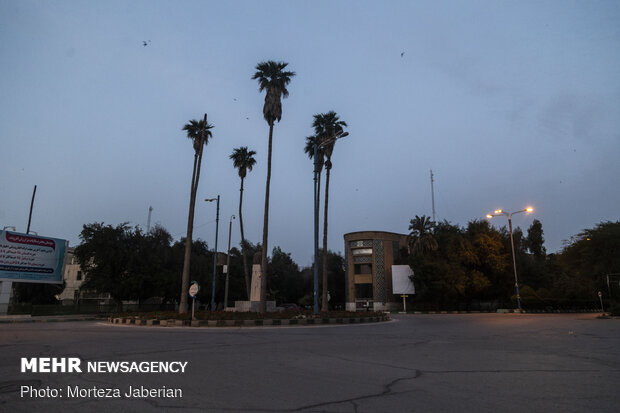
486 206 534 311
312 130 348 315
205 196 220 311
224 214 236 309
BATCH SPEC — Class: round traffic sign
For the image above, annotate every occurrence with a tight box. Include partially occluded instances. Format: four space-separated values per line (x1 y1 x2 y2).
189 282 199 298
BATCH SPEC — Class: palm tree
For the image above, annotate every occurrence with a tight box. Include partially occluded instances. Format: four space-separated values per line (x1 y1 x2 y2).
179 115 214 314
304 135 325 220
408 215 438 256
252 60 295 313
230 146 257 300
312 111 347 311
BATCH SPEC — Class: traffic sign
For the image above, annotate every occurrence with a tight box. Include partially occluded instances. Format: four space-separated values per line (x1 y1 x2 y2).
189 282 200 298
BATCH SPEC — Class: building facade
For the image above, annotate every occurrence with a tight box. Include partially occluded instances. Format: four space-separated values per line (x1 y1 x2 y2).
344 231 408 311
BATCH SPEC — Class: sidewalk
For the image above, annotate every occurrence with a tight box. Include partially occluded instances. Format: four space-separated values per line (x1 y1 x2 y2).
0 314 104 323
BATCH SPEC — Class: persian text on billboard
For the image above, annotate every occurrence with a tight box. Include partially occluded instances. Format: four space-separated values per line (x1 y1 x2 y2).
0 231 67 283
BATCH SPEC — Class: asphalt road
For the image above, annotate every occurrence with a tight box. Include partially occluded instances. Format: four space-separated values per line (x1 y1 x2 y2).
1 314 618 413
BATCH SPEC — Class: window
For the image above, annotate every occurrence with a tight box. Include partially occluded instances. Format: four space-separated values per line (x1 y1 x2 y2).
77 271 82 281
354 263 372 275
355 284 373 300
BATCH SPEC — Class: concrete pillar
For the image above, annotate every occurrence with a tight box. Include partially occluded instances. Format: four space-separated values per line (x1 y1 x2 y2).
0 281 13 315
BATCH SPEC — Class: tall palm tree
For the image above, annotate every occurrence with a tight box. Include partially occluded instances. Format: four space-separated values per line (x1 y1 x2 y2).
304 135 325 221
179 115 214 314
408 215 438 256
229 146 257 300
312 111 347 311
252 60 295 313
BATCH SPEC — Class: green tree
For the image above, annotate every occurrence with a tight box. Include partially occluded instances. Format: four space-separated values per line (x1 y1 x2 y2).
267 246 300 304
304 135 324 222
229 146 257 300
252 60 295 313
74 223 140 311
557 221 620 300
525 219 546 258
408 215 438 256
179 115 214 314
312 111 348 311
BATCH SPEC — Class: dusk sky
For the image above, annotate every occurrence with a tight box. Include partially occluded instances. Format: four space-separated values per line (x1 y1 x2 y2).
1 0 619 266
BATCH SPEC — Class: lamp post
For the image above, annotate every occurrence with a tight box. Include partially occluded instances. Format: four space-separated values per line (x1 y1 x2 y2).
224 214 236 309
205 196 220 311
312 131 348 315
486 206 534 311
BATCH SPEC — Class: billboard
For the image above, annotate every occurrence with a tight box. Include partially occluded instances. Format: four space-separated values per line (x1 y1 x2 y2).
0 231 68 284
392 265 415 295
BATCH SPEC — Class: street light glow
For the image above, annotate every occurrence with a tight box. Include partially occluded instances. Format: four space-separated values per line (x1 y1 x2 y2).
494 209 502 214
526 207 534 213
486 214 493 219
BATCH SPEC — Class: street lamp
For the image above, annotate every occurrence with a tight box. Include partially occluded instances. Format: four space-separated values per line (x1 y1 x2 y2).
205 196 220 311
224 214 236 310
486 206 534 311
312 130 348 315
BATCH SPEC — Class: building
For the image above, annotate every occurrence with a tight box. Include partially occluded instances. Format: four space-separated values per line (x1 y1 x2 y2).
58 248 111 305
344 231 409 311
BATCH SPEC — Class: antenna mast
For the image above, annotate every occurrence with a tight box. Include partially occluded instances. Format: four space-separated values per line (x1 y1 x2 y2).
147 206 153 232
430 170 436 222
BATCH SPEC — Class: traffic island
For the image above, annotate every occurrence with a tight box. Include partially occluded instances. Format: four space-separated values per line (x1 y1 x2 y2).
106 311 390 328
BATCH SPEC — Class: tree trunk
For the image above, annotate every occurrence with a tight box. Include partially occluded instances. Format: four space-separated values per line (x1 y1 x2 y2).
179 148 199 314
321 163 331 312
179 115 207 314
239 177 251 300
259 123 274 313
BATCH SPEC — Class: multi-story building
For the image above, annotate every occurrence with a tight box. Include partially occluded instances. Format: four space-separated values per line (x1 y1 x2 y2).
344 231 409 311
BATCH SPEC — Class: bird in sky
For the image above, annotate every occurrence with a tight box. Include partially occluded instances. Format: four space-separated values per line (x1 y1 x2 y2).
401 51 405 57
142 40 151 47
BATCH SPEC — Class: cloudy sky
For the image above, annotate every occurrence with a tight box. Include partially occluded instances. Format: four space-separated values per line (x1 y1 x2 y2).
1 0 618 266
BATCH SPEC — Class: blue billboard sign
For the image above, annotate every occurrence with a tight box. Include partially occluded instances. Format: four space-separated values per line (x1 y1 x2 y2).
0 231 68 284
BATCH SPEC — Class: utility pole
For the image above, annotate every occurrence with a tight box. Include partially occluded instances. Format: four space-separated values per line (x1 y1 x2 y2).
430 170 436 222
224 215 235 309
207 195 220 311
27 185 37 234
147 206 153 232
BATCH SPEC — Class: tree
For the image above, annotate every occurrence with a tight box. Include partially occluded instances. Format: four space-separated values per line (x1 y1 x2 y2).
312 111 348 311
179 115 214 313
229 146 257 300
304 134 324 224
74 223 140 311
408 215 438 256
252 60 295 313
525 219 546 258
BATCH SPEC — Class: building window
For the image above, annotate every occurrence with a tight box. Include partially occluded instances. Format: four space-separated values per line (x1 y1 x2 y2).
354 263 372 275
355 283 373 300
77 271 82 281
352 248 373 256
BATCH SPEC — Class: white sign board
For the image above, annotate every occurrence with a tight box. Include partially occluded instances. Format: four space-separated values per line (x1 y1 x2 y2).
392 265 415 295
0 231 67 284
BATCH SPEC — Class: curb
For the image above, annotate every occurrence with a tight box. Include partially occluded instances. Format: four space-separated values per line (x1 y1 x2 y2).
391 310 605 315
106 315 391 328
0 316 101 324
